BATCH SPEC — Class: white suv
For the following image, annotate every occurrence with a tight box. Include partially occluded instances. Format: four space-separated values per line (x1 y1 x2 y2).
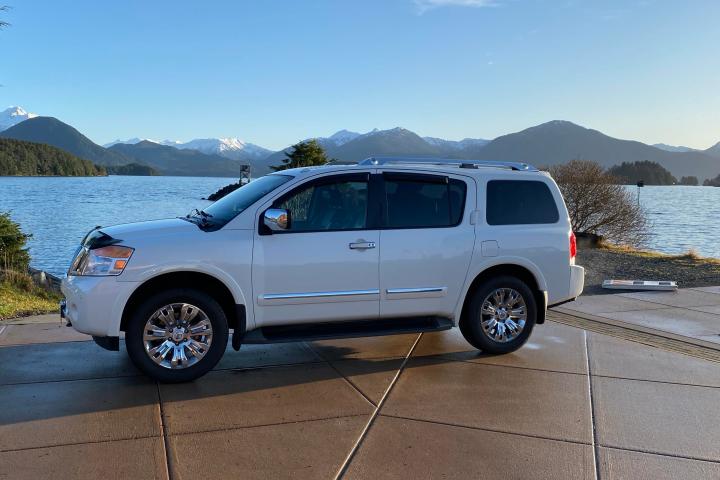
61 157 584 382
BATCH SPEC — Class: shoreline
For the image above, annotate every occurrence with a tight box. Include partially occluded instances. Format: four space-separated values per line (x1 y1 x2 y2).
577 245 720 295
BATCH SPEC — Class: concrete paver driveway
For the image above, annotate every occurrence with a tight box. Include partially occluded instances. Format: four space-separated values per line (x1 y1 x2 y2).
2 300 720 479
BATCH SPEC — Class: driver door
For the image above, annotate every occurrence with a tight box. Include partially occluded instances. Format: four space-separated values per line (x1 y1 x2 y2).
252 171 380 327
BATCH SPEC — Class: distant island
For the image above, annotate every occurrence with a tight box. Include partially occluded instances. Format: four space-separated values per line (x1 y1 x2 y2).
608 161 677 185
0 138 106 176
106 162 159 176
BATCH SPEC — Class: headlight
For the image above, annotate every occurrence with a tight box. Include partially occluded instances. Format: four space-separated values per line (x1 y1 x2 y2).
69 245 134 276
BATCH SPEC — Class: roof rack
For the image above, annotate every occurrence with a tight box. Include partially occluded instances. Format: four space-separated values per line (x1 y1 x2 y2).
359 156 538 172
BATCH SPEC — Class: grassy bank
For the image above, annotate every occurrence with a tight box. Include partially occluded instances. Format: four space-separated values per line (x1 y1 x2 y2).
0 275 61 320
577 245 720 295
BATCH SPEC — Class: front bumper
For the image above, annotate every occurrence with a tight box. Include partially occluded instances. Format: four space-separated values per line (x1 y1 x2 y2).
61 275 138 337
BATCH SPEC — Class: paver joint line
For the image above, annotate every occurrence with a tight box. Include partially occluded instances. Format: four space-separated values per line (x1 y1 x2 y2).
378 413 593 447
585 331 601 480
0 434 163 454
599 444 720 466
306 342 378 408
333 333 424 480
156 382 173 480
164 413 369 438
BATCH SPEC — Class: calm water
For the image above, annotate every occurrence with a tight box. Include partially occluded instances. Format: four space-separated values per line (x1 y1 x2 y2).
0 176 230 276
636 185 720 259
0 177 718 276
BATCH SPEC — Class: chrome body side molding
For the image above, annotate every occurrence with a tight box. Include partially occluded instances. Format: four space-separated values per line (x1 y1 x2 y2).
385 287 447 299
258 289 380 306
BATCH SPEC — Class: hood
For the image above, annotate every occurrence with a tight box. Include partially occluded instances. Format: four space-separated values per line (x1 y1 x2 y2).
97 218 197 240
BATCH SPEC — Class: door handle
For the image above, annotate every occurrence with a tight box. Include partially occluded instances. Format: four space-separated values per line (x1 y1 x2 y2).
349 241 376 250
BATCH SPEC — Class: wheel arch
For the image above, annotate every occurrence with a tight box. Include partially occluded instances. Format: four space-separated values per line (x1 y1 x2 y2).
458 262 548 330
120 271 246 334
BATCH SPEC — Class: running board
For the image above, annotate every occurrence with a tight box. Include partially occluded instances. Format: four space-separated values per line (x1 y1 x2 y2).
242 316 453 344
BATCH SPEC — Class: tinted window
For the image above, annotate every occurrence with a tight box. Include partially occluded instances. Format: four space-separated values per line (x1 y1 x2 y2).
486 180 559 225
277 178 368 231
384 176 466 228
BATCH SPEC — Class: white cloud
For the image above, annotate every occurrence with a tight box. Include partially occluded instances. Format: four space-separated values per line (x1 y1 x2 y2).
414 0 498 14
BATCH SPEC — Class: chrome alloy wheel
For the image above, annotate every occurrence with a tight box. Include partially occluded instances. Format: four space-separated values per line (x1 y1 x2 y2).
143 303 213 369
479 288 527 343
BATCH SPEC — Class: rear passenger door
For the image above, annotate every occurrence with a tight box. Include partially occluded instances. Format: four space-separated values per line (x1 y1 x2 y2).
378 171 476 319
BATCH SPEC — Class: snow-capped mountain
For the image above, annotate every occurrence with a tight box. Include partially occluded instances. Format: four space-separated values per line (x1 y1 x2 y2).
171 138 270 161
104 137 272 161
423 136 490 150
652 143 697 153
0 106 38 132
310 129 362 147
326 129 362 146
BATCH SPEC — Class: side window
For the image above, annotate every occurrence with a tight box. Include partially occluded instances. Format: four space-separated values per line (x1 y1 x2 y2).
486 180 559 225
384 175 466 228
276 177 369 231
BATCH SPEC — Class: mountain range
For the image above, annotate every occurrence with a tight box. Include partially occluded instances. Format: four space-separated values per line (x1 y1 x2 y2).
1 105 719 180
652 143 697 153
105 137 271 162
107 141 243 177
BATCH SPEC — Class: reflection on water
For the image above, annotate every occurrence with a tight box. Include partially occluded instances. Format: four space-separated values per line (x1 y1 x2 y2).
0 178 718 276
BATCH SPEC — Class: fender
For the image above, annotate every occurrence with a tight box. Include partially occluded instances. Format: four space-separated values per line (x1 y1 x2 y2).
115 263 254 334
118 262 248 306
452 255 548 324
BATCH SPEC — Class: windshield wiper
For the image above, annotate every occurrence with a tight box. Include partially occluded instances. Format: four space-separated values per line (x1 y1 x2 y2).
189 208 213 219
183 208 216 228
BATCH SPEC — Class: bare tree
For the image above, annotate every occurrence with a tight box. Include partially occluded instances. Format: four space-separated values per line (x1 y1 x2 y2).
548 160 649 247
0 6 9 29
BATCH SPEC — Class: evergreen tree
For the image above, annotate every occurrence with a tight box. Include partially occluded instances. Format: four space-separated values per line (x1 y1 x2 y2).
0 138 106 176
703 174 720 187
607 161 677 185
272 139 329 171
0 212 31 272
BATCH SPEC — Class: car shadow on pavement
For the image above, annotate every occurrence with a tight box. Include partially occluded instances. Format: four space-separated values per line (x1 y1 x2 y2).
0 337 483 430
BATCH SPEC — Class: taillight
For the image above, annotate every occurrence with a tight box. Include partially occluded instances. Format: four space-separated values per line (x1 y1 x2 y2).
569 231 577 261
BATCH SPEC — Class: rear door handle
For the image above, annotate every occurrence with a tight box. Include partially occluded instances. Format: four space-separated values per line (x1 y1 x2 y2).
349 241 376 250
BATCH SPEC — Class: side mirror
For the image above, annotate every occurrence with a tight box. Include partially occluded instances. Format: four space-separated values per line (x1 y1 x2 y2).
263 208 289 232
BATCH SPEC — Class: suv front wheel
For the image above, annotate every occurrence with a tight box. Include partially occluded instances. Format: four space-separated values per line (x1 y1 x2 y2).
125 289 229 383
461 276 536 354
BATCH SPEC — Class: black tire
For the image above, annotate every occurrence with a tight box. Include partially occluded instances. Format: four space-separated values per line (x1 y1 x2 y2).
125 288 228 383
460 275 537 354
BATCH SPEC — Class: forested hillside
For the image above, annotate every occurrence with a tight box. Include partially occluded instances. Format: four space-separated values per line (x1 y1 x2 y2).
0 138 106 176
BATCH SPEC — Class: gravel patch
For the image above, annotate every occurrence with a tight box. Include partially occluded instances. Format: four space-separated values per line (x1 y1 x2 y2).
577 248 720 296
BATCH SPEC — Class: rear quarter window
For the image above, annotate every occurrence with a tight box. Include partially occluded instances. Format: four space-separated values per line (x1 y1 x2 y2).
486 180 559 225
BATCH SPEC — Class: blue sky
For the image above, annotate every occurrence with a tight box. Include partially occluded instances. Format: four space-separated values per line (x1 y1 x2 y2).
1 0 718 150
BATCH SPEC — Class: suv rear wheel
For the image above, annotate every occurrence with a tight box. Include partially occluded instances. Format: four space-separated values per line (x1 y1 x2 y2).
125 289 228 383
461 275 536 354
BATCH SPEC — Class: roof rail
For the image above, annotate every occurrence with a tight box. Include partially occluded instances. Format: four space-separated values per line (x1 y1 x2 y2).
359 156 538 172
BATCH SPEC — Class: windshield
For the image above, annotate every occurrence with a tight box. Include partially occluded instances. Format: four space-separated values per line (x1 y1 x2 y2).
202 174 292 226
